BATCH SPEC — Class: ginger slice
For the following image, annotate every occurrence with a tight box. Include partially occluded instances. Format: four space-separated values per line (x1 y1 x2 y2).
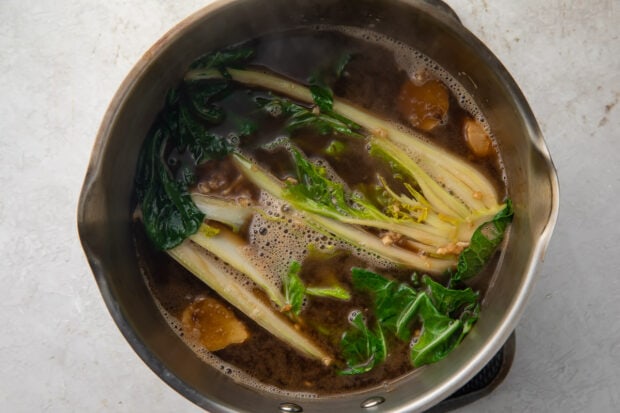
182 296 249 351
397 78 449 131
463 117 492 157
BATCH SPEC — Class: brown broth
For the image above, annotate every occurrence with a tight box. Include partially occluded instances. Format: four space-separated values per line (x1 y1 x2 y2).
133 27 506 396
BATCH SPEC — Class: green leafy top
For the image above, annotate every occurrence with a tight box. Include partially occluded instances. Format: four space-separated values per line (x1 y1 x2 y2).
189 47 255 75
340 268 479 372
257 96 362 138
339 311 386 375
282 261 305 316
286 149 352 217
284 148 403 225
136 47 255 250
451 200 514 282
136 127 205 250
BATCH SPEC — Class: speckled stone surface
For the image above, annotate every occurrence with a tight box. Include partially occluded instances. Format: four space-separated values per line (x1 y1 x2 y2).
1 1 618 412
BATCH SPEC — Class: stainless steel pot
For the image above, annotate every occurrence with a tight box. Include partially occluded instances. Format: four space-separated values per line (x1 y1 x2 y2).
77 1 559 411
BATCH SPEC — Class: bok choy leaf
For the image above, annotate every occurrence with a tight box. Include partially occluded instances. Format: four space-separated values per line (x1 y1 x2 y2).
136 47 256 250
281 260 351 318
257 97 362 138
339 312 386 375
136 127 205 250
282 261 305 317
451 200 514 282
343 268 479 372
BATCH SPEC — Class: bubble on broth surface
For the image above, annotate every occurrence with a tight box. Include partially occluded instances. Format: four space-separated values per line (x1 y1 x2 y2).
249 190 397 278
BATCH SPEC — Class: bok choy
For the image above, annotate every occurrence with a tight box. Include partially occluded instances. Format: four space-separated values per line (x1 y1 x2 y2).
343 268 479 369
186 66 510 273
135 44 513 374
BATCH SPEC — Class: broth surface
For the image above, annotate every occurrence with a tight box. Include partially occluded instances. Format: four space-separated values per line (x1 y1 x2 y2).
134 26 506 396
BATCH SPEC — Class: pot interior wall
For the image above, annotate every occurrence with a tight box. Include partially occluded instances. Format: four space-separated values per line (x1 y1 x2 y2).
78 1 556 412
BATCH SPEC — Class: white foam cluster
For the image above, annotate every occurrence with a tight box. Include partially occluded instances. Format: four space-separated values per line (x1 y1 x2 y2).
246 191 307 285
249 190 396 273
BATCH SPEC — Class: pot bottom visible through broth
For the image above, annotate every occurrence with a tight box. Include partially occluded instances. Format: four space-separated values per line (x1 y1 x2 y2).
133 26 505 397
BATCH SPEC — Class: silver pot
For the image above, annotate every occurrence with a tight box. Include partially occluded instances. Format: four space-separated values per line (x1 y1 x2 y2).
77 0 559 411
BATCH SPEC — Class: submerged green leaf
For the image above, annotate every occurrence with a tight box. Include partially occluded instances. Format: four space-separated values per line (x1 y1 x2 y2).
308 51 352 113
235 118 258 137
136 48 256 250
346 268 480 371
339 312 386 375
423 275 479 315
309 83 334 112
406 277 479 367
333 53 352 78
351 267 416 336
186 79 229 123
136 90 234 250
177 105 234 164
136 127 205 250
257 96 362 138
408 294 463 367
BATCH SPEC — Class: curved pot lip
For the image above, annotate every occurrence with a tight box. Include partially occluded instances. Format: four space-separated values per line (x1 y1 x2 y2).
77 0 560 412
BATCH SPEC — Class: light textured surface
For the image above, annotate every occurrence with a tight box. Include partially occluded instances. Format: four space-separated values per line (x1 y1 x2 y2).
0 0 618 412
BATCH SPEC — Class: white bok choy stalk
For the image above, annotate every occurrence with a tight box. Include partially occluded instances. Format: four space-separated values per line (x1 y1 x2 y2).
188 225 287 308
189 194 287 306
190 194 253 233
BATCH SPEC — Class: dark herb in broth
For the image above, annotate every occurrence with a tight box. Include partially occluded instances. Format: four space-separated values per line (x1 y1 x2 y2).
133 27 510 395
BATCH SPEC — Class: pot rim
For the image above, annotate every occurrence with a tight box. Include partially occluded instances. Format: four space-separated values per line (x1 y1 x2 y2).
77 1 560 411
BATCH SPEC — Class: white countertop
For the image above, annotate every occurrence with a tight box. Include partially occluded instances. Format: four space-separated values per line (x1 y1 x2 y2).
1 1 618 411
